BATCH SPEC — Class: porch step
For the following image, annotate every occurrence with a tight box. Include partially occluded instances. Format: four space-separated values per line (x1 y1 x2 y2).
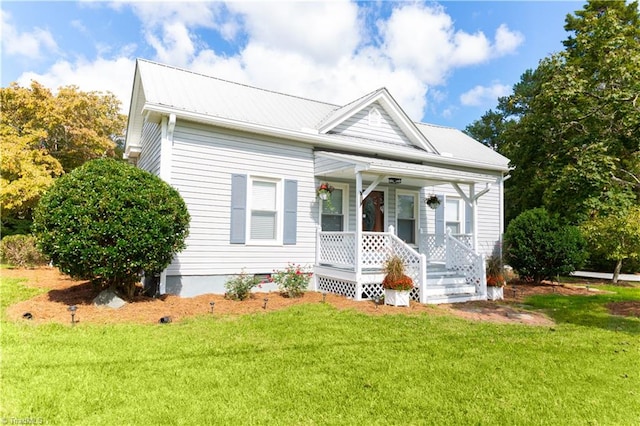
424 293 485 304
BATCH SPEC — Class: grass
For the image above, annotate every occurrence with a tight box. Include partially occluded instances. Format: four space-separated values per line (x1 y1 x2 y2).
1 278 639 425
525 284 640 333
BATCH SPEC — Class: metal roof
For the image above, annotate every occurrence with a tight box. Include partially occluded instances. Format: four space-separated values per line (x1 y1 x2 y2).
126 59 510 171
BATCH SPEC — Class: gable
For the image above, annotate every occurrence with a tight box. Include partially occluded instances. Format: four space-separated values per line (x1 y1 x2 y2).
317 88 437 154
329 102 416 148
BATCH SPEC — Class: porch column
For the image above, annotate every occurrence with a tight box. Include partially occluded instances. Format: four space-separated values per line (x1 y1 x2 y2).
470 183 478 252
355 171 363 300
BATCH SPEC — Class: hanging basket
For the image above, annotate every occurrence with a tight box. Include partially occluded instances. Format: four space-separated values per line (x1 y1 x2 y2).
426 194 441 210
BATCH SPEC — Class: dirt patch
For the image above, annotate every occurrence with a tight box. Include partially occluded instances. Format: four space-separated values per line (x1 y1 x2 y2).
607 301 640 318
1 267 571 326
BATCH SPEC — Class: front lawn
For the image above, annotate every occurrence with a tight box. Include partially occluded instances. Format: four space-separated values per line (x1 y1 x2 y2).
1 277 639 425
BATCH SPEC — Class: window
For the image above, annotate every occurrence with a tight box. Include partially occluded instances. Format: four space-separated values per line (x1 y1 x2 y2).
249 178 279 242
446 198 461 234
396 192 417 244
321 183 347 231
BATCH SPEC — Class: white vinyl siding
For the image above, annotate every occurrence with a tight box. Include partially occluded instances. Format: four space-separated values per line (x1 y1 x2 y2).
137 119 161 176
330 102 414 147
167 122 315 275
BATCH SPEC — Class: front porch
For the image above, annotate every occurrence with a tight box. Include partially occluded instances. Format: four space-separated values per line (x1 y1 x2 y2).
314 226 487 304
313 150 501 304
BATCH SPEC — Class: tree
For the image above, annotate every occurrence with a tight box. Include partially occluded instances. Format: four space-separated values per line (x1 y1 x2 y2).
33 159 190 297
0 81 126 234
504 208 587 284
0 125 63 234
581 207 640 283
465 0 640 224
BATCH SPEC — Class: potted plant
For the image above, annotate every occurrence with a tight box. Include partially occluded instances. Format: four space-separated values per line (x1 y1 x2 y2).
486 255 506 301
426 194 441 210
382 255 414 307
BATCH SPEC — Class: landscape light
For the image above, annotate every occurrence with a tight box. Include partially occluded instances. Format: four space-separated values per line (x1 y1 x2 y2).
322 292 327 303
209 301 215 314
67 305 77 325
263 298 268 310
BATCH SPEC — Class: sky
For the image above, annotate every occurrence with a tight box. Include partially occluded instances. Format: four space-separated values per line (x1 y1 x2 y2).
1 0 586 130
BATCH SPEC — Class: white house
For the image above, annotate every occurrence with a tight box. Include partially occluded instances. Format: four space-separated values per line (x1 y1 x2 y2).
124 59 510 303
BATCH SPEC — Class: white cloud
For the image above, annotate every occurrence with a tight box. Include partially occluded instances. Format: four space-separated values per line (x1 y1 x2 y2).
459 82 511 107
380 4 524 84
494 24 524 55
1 11 58 59
15 57 136 111
228 0 361 64
10 2 524 122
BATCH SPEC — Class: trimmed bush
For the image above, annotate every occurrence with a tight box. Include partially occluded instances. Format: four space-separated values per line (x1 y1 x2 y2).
33 159 190 297
504 208 587 284
0 234 48 267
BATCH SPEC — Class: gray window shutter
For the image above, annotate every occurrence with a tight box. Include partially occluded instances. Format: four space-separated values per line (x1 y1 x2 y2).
230 174 247 244
435 194 445 245
283 179 298 245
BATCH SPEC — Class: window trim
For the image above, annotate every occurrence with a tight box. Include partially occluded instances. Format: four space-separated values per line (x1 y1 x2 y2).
396 189 418 244
320 182 349 232
246 175 283 246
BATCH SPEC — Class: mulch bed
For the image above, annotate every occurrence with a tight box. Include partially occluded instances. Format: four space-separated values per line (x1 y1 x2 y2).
3 267 637 326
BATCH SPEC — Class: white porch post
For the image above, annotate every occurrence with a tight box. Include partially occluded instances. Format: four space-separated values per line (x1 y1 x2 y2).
355 171 363 300
470 183 478 253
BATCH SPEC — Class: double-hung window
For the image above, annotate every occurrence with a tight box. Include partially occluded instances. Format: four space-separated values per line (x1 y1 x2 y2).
249 178 280 243
396 191 417 244
445 198 462 234
321 183 347 232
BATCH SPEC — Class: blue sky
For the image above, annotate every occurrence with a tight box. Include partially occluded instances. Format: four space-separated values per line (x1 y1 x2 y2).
1 1 584 130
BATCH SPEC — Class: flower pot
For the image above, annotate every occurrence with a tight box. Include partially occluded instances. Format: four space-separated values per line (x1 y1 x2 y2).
487 286 504 301
319 192 329 200
384 289 410 307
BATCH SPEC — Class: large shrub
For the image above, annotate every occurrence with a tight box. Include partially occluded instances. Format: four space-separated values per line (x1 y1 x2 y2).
33 159 190 296
504 208 587 284
0 234 48 267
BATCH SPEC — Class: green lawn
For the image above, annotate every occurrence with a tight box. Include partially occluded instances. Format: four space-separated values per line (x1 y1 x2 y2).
1 277 639 425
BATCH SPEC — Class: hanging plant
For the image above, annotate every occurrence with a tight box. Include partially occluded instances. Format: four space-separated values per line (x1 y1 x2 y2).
317 182 335 210
426 194 441 210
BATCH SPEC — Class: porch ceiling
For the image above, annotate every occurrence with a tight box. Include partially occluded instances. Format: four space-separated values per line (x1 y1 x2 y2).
314 151 500 186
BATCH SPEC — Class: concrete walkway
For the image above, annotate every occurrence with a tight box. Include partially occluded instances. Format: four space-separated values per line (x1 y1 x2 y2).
571 271 640 282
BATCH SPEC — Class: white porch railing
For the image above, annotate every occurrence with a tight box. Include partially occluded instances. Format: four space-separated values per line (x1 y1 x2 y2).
419 231 472 262
445 230 486 295
317 231 356 269
317 227 427 302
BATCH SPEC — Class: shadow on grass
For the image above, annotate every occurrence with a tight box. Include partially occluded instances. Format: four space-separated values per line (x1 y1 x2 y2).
525 289 640 335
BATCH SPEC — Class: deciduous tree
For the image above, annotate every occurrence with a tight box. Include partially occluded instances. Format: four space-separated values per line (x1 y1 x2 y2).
581 207 640 283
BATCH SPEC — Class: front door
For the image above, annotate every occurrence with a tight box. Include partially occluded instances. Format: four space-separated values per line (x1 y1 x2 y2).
363 191 385 232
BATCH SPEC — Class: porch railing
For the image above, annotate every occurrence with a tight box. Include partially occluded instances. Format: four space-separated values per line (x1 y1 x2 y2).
445 230 486 295
317 228 427 301
419 231 472 262
317 231 356 269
